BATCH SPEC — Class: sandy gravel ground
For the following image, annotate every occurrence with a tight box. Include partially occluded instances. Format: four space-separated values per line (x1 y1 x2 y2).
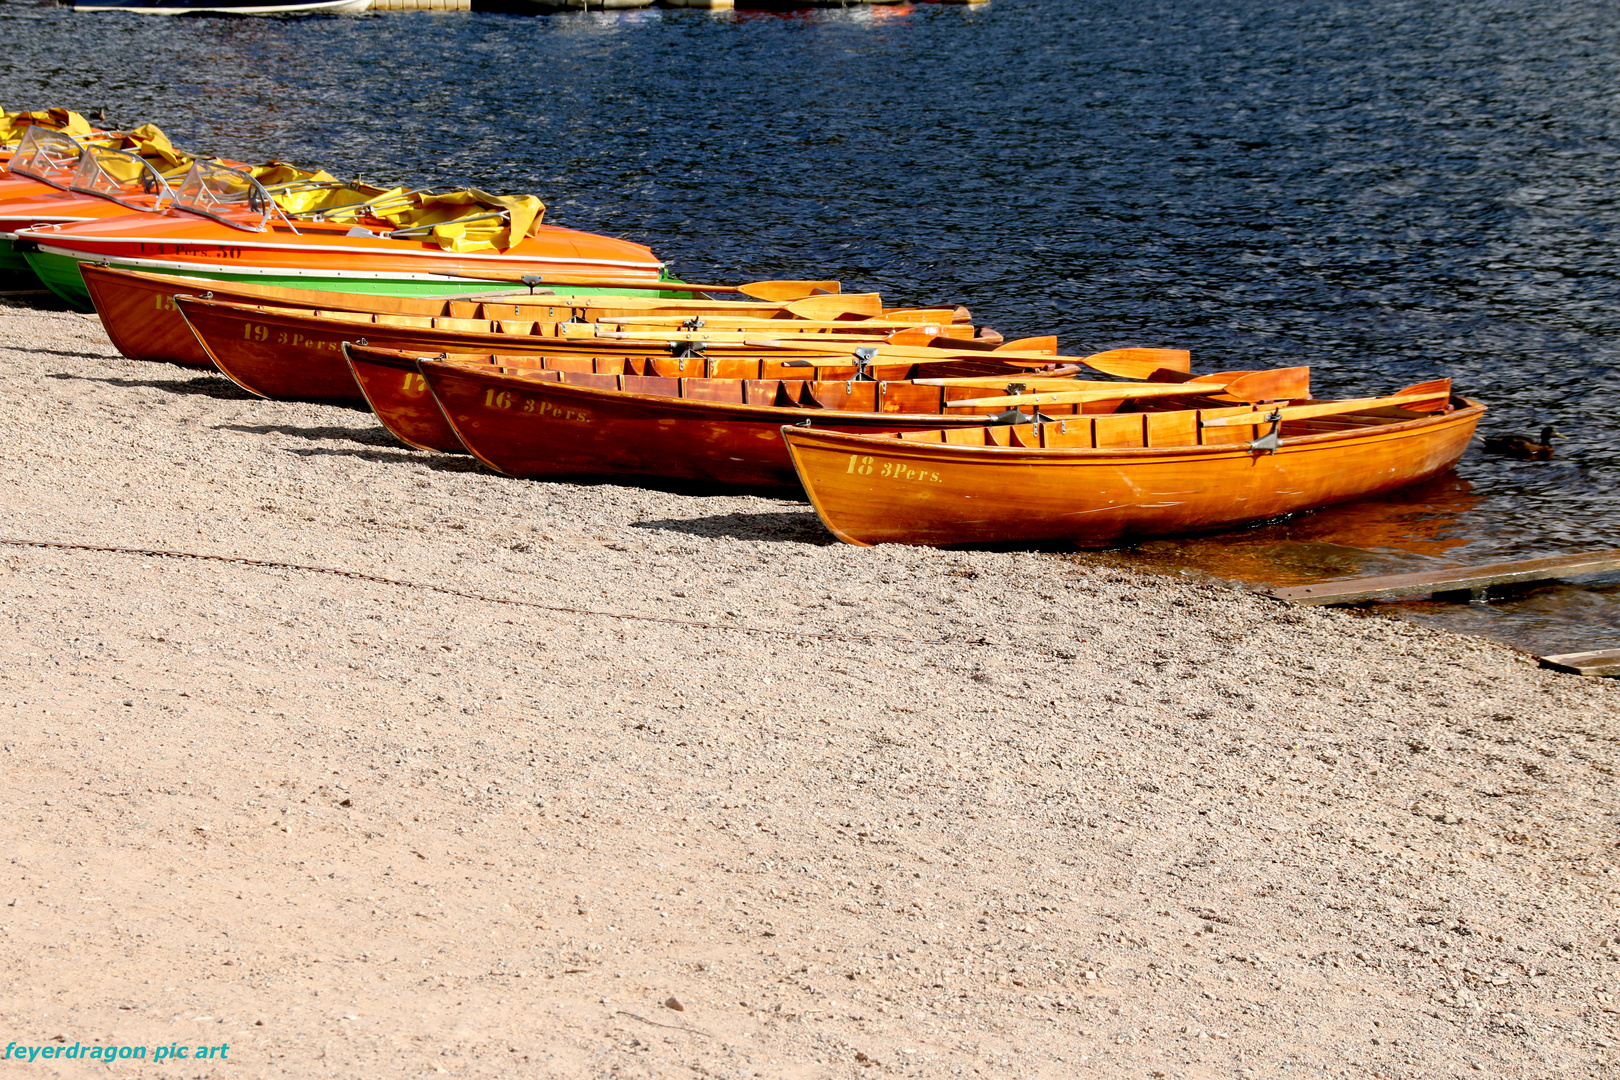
1 300 1617 1080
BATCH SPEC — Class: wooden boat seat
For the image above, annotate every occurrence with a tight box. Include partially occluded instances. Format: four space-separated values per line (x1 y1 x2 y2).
503 367 561 383
1145 411 1198 448
623 375 681 397
877 382 944 414
546 354 596 374
1008 425 1041 448
559 371 618 391
1038 419 1091 447
433 317 492 333
807 381 879 412
315 309 374 324
1196 405 1261 446
707 357 761 380
681 378 746 404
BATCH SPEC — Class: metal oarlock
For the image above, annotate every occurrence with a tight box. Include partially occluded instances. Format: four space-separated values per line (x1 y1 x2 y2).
1250 410 1283 454
847 345 880 386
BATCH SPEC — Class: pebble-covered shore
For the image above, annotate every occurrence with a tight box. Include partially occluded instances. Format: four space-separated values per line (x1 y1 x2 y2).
2 299 1616 1078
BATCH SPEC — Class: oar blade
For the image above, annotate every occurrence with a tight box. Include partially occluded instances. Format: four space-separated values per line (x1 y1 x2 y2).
1393 378 1453 412
740 280 842 302
782 292 883 318
1222 366 1311 404
994 336 1060 354
1088 348 1191 373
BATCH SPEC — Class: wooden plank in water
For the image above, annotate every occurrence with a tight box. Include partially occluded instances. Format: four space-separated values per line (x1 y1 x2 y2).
1539 650 1620 677
1268 549 1620 606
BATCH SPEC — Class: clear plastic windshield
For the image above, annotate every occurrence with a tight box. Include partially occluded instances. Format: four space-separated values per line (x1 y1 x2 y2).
172 160 274 232
68 144 176 212
6 127 84 189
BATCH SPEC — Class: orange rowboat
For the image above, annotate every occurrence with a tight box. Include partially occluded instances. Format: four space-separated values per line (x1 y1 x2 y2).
343 343 1137 456
782 385 1484 547
81 264 864 369
402 352 1265 489
171 295 998 405
344 344 469 453
410 357 1133 491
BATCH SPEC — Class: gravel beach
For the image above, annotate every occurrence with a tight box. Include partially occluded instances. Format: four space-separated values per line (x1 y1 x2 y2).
1 299 1616 1079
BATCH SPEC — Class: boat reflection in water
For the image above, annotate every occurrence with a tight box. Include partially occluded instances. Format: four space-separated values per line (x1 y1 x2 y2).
1087 473 1620 659
1096 472 1484 587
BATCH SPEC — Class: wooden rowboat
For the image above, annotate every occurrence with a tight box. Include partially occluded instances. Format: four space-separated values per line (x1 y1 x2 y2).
344 345 469 453
411 358 1106 491
344 344 1171 456
82 265 872 369
399 353 1269 490
782 386 1485 547
171 295 996 404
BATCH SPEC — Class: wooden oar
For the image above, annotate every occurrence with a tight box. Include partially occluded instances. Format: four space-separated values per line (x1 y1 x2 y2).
745 340 1192 380
1200 379 1453 428
425 271 841 301
939 369 1302 408
917 369 1250 390
738 280 841 302
560 325 899 344
777 292 884 318
594 316 951 333
886 305 974 323
599 306 952 327
942 384 1224 408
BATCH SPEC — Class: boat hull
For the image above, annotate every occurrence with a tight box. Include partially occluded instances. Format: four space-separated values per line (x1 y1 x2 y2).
80 265 738 368
784 401 1487 547
418 362 1005 492
345 346 467 453
174 296 985 405
28 247 670 312
20 210 665 310
83 265 523 368
0 237 30 277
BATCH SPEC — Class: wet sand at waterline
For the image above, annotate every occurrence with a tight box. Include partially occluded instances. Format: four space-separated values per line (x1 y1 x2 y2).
1 299 1616 1079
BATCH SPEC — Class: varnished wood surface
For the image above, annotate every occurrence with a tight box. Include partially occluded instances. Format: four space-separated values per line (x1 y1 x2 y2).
343 345 467 453
783 399 1485 547
79 265 929 368
416 360 1066 491
1538 649 1620 677
174 297 1089 407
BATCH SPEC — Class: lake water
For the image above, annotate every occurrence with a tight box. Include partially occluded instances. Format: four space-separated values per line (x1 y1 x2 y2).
4 0 1617 658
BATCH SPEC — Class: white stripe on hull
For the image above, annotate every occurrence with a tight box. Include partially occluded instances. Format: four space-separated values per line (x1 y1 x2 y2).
26 231 663 273
35 244 664 286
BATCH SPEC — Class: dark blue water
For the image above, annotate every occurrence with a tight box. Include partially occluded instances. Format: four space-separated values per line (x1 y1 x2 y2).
5 0 1619 655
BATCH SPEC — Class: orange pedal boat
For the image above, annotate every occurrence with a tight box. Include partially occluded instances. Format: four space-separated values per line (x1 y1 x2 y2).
20 161 667 311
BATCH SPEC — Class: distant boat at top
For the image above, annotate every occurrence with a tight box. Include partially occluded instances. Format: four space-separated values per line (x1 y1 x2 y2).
73 0 369 14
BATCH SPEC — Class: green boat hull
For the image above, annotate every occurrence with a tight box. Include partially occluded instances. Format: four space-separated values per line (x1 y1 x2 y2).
0 237 37 281
25 248 698 314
